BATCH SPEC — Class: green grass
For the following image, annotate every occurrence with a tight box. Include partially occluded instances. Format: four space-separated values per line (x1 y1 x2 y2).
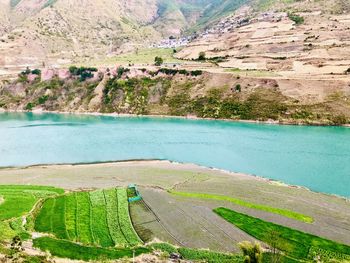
33 237 150 261
214 207 350 260
149 243 243 263
169 191 313 223
178 247 243 263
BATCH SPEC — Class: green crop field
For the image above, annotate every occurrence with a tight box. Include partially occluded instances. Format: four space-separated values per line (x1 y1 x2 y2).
0 185 64 221
34 188 141 247
0 185 64 240
214 207 350 261
170 190 313 223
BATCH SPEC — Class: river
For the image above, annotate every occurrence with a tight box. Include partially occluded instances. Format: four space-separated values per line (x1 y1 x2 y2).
0 112 349 197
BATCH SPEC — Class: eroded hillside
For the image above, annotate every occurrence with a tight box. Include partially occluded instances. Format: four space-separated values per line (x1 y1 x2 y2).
1 67 349 125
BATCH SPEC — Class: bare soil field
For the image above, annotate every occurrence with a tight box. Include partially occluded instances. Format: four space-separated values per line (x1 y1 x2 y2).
0 160 349 252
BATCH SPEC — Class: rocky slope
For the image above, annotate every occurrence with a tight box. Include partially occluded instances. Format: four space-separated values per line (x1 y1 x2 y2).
1 66 349 125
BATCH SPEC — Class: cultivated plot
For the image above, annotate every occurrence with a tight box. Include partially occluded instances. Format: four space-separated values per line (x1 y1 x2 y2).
34 188 141 247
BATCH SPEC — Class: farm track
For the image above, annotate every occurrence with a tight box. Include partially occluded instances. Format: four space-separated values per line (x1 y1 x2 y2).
141 198 185 246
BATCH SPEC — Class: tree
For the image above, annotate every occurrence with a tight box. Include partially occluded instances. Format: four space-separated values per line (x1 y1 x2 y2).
239 241 263 263
267 230 283 263
154 56 163 66
235 84 242 92
198 52 206 61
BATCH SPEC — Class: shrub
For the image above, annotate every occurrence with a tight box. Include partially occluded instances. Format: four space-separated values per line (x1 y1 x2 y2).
69 66 97 81
239 241 263 263
31 69 41 75
235 84 241 92
198 52 206 61
154 56 163 66
190 70 203 76
117 67 130 78
288 13 304 25
38 95 49 105
25 103 34 110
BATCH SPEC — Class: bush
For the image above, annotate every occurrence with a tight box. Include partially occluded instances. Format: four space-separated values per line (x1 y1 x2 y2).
25 103 34 110
235 84 241 92
38 95 49 105
31 69 41 75
239 241 263 263
198 52 206 61
69 66 97 81
117 67 130 78
154 56 163 66
288 13 304 25
190 70 203 76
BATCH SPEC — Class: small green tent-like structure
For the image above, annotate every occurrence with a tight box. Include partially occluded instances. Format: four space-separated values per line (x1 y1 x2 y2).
127 184 142 202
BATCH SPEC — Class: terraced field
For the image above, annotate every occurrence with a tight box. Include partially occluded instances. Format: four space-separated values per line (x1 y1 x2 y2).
34 188 141 247
0 185 64 240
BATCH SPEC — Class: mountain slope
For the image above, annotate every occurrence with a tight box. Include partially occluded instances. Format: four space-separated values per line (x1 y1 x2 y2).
0 0 250 71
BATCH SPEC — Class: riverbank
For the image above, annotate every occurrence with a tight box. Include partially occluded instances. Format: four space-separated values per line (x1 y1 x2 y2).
2 108 349 128
1 68 349 126
0 160 349 249
0 159 348 201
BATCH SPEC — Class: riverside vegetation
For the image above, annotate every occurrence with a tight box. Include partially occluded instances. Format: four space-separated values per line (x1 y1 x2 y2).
0 66 349 125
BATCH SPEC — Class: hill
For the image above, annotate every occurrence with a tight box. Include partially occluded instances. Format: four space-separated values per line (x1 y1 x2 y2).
0 0 250 73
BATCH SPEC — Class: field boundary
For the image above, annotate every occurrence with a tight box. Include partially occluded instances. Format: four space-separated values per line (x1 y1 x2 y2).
169 190 313 223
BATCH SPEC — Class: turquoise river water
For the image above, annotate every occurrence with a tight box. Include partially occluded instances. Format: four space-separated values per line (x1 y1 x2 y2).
0 112 349 197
